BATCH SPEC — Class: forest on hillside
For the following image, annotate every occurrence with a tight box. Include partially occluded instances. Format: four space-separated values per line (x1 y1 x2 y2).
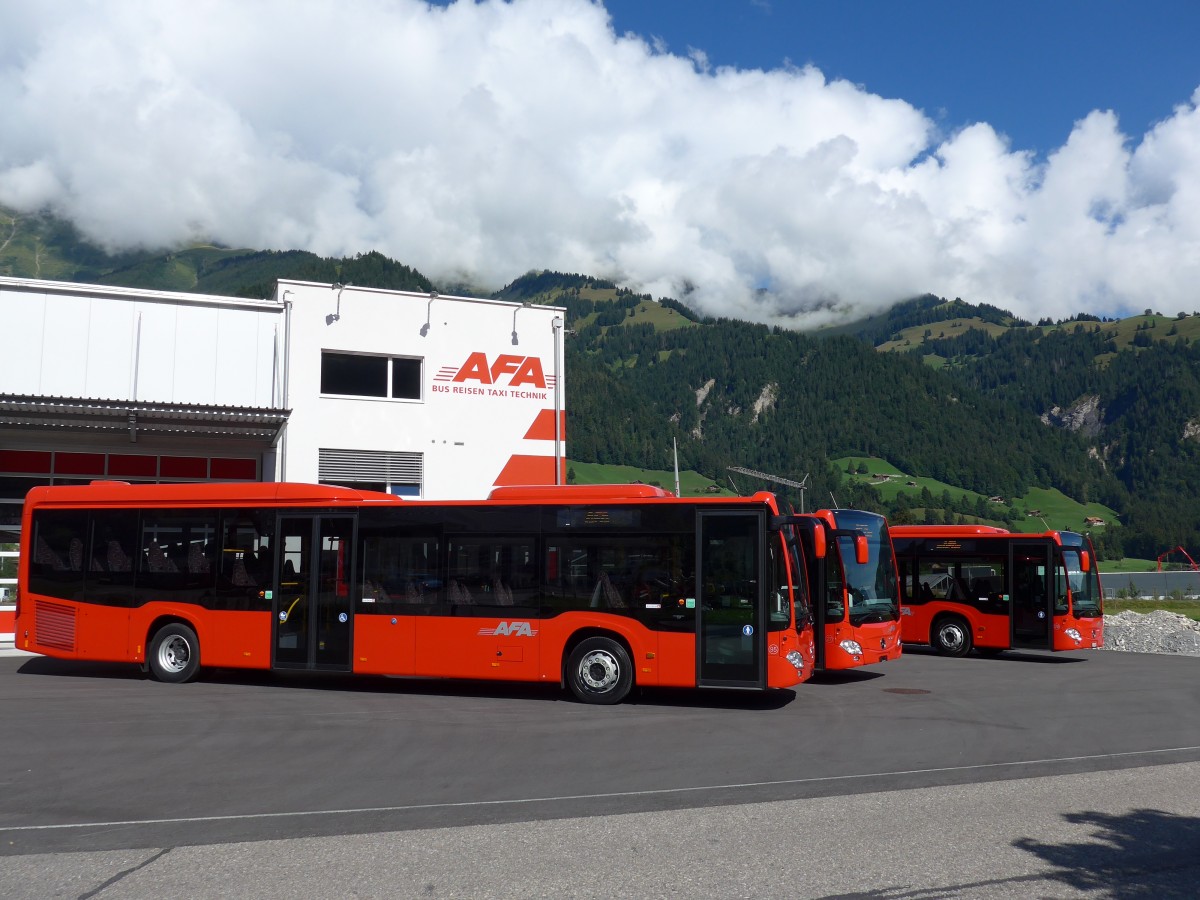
558 292 1129 557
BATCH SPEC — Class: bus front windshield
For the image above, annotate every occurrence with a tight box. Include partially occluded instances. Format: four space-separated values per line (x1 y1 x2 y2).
833 511 900 626
1063 547 1103 618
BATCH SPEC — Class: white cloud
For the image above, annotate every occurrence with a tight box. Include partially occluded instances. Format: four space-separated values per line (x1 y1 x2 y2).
1 0 1198 327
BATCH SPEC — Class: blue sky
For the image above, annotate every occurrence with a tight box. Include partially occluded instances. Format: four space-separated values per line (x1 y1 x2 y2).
1 0 1198 327
604 0 1200 159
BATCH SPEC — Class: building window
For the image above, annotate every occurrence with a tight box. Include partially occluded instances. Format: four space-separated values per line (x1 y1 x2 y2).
321 352 422 400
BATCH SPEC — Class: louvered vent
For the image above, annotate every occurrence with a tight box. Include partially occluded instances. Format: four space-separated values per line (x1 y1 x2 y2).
318 449 423 485
35 600 77 651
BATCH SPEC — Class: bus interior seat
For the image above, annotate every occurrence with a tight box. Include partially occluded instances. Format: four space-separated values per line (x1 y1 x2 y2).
147 542 178 573
35 537 64 570
188 542 211 574
590 572 625 608
447 579 473 605
106 540 131 573
233 556 258 587
971 576 998 598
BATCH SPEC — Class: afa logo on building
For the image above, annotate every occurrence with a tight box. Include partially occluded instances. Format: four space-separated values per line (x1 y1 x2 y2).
435 353 556 389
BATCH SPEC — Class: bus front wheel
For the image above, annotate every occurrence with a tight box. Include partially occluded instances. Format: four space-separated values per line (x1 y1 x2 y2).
932 617 972 658
149 623 201 683
566 637 633 705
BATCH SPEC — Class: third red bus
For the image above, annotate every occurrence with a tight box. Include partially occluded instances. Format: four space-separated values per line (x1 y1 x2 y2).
891 524 1104 656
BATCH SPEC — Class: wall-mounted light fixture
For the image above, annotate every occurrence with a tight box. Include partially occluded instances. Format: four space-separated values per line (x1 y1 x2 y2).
327 282 346 324
511 301 534 346
420 291 439 336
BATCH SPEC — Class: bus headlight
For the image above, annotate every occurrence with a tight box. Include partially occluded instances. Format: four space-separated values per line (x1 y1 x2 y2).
1065 628 1082 643
839 639 863 659
785 650 805 674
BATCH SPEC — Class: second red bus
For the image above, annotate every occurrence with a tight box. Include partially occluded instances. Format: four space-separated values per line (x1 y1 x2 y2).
790 509 902 670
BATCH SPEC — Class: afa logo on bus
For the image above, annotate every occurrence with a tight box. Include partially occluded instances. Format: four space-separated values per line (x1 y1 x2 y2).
477 621 539 637
436 352 550 388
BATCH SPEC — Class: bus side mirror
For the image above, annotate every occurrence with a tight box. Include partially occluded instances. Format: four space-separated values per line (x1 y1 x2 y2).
1080 551 1091 572
812 529 826 560
855 534 869 565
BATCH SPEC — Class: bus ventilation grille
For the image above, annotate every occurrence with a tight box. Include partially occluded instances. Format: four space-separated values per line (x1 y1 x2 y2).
35 601 77 652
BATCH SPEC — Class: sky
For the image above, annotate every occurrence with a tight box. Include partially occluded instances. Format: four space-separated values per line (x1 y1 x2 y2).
1 0 1198 329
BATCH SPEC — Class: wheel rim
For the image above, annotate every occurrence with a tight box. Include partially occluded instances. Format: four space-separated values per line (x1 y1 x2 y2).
158 635 191 673
938 622 966 652
578 649 619 692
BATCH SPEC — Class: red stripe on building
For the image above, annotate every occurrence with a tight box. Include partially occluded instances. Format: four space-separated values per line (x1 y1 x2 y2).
492 455 566 487
522 409 567 441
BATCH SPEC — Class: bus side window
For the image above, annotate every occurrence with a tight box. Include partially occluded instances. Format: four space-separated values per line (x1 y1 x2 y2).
136 511 218 601
217 510 274 611
445 538 536 610
87 511 138 606
29 511 88 601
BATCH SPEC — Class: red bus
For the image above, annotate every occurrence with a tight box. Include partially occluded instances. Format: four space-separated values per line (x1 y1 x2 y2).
790 509 902 670
14 480 815 704
890 525 1104 656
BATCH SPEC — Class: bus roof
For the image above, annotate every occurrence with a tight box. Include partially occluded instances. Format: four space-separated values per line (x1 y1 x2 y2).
22 480 783 512
487 483 674 501
890 525 1011 536
486 485 782 509
890 525 1095 546
22 481 404 509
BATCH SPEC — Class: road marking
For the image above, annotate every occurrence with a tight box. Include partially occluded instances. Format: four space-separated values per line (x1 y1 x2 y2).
5 745 1200 833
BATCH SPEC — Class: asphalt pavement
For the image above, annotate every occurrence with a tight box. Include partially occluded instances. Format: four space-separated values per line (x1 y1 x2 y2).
2 647 1198 898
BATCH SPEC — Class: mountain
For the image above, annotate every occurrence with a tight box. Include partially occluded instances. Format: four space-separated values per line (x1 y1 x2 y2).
1 204 432 296
2 202 1192 558
826 294 1200 557
498 273 1131 551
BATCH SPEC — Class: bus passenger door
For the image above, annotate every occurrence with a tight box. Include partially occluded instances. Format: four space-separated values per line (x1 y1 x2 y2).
792 520 828 670
1010 541 1053 650
274 515 356 671
696 511 765 689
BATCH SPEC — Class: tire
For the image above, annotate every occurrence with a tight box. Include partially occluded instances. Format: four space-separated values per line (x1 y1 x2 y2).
148 623 201 683
566 637 633 705
931 616 972 658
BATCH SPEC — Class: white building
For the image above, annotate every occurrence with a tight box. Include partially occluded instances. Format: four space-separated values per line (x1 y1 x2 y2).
0 275 567 636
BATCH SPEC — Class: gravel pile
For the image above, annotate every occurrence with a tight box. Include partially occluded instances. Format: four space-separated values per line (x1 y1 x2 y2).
1102 610 1200 656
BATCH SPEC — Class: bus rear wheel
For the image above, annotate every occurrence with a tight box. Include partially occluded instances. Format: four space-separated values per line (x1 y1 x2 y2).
932 617 972 657
149 623 201 683
566 637 633 705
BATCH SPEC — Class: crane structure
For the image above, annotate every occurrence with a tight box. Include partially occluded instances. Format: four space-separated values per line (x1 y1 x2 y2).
1156 546 1200 572
728 466 810 512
